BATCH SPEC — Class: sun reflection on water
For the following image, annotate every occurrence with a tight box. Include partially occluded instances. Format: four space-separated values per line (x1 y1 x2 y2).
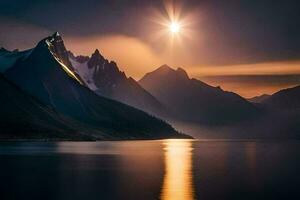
160 139 195 200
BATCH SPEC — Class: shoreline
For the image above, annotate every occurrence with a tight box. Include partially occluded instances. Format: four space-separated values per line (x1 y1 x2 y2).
0 138 299 142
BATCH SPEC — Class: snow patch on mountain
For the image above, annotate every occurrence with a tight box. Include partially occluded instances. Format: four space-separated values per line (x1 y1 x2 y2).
69 57 98 90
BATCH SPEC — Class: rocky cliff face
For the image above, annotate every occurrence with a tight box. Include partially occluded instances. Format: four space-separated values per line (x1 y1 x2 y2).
69 49 168 117
48 32 73 70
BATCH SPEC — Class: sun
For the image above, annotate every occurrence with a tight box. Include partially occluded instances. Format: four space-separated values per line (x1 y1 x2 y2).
169 22 180 34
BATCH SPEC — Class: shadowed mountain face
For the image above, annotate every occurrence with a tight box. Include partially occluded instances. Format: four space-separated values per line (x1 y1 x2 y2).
68 50 166 116
139 65 259 124
0 75 94 140
1 33 189 140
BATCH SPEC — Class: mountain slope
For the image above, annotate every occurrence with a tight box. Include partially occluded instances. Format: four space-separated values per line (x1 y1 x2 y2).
68 50 167 116
2 33 189 140
0 75 94 140
139 65 259 124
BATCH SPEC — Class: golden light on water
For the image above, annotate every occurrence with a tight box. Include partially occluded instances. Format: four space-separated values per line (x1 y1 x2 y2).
161 139 195 200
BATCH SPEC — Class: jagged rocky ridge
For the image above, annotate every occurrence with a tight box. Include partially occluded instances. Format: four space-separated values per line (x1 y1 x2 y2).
68 49 167 117
69 50 261 125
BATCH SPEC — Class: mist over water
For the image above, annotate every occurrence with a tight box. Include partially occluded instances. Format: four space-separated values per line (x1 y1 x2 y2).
1 140 300 200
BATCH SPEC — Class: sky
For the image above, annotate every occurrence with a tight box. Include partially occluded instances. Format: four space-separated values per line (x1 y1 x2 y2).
0 0 299 97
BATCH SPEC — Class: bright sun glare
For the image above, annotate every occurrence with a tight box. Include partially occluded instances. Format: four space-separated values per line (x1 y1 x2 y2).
169 22 180 33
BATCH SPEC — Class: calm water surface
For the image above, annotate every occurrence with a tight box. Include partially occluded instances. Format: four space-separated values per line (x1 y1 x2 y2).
1 140 300 200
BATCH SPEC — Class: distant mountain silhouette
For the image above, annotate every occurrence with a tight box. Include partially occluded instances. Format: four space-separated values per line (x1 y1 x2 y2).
68 50 167 116
0 47 32 73
139 65 260 124
248 94 271 103
263 85 300 110
173 84 300 139
1 33 190 140
240 85 300 139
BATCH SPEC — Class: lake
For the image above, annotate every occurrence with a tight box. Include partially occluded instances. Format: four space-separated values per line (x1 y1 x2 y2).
1 140 300 200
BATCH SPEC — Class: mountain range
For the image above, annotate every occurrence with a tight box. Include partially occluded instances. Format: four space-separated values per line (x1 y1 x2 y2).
0 32 189 140
0 32 299 139
68 49 260 125
64 44 300 138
